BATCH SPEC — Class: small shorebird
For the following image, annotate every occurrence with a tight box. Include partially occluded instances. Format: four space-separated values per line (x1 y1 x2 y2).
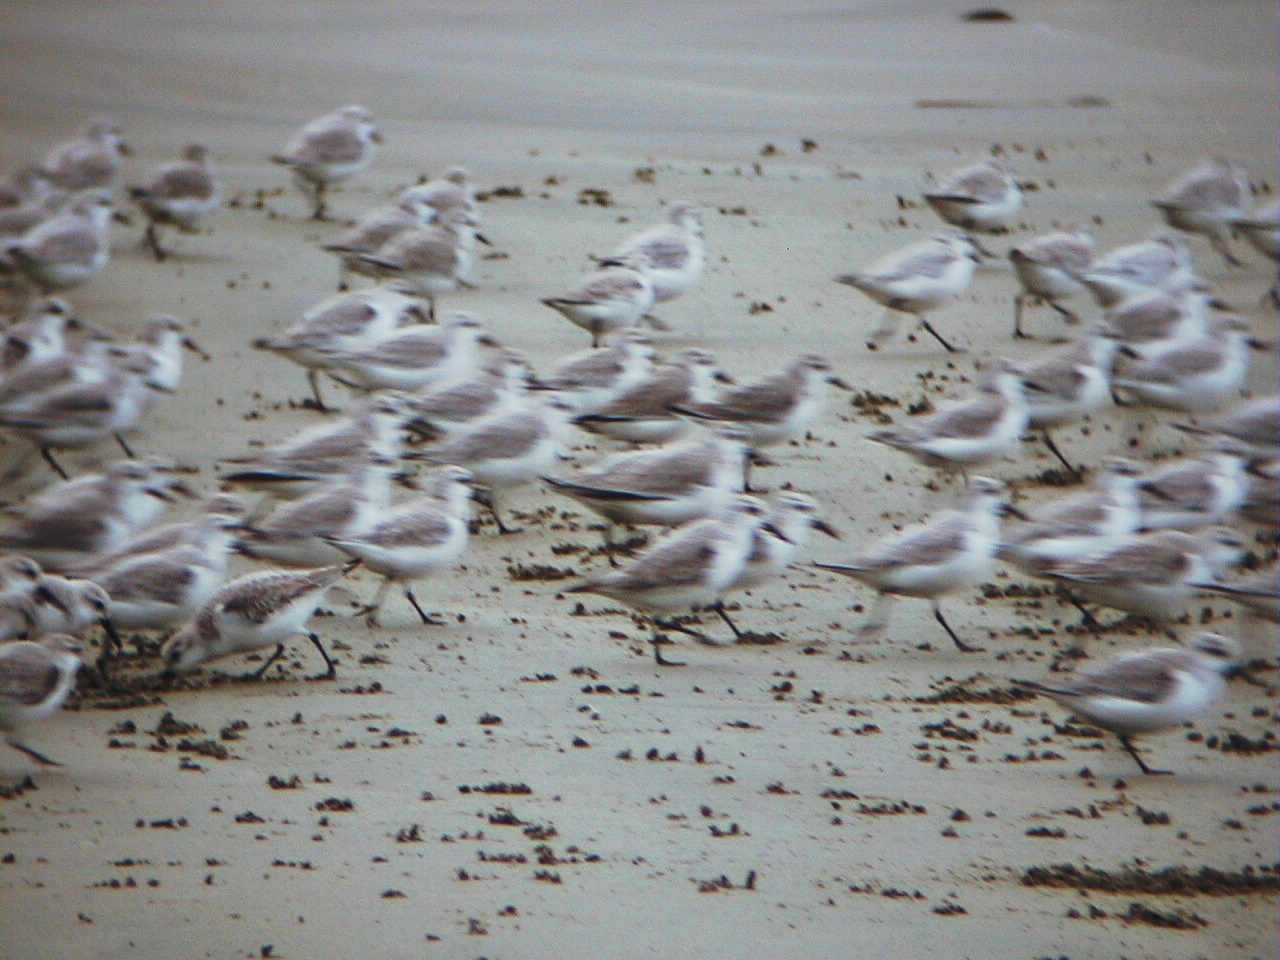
608 202 705 305
0 634 83 767
542 253 656 346
1018 335 1117 472
253 286 426 410
1151 156 1251 267
534 330 656 416
160 561 356 680
998 457 1144 574
1013 633 1240 775
0 457 186 570
320 195 436 286
1094 274 1215 348
353 210 479 320
1 189 116 294
128 143 220 260
1009 225 1093 338
1135 451 1248 531
1110 314 1254 412
868 361 1028 475
542 426 748 534
1081 230 1196 307
40 117 130 191
923 158 1024 235
836 229 979 353
566 494 781 665
324 465 474 626
671 353 849 453
271 105 382 220
234 456 396 569
403 348 532 439
221 392 412 499
813 476 1007 652
313 311 494 393
573 348 731 444
408 395 574 533
1173 394 1279 460
1042 526 1245 625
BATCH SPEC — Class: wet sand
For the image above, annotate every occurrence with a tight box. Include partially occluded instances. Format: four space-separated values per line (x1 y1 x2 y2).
0 2 1276 958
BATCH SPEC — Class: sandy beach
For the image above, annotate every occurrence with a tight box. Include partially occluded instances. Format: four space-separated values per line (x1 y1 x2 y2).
0 2 1277 958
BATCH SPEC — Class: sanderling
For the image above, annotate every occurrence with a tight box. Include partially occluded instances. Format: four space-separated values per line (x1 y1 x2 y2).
0 457 185 570
923 159 1023 235
999 457 1144 573
867 361 1028 474
1093 274 1215 347
221 392 412 498
320 194 436 287
836 229 978 353
1013 633 1240 775
86 516 240 633
813 475 1007 652
39 118 130 192
314 311 494 393
1191 566 1278 624
714 491 838 637
542 426 748 532
1042 525 1245 624
1110 314 1254 412
403 348 532 439
572 347 730 444
0 297 80 373
1152 156 1251 267
1081 229 1197 307
1019 335 1117 472
128 143 220 261
160 561 357 680
542 253 656 346
0 167 53 209
1173 394 1279 460
233 456 396 568
354 209 479 320
400 166 479 218
271 105 381 220
1 189 115 294
0 634 83 767
0 345 166 475
566 494 779 664
324 464 473 626
408 395 574 533
1135 451 1247 531
534 329 656 416
608 202 705 304
671 353 850 454
1009 225 1094 338
84 491 246 568
254 285 426 410
0 190 67 246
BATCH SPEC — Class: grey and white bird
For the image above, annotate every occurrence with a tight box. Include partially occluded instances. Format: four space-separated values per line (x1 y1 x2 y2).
128 143 220 261
271 105 382 220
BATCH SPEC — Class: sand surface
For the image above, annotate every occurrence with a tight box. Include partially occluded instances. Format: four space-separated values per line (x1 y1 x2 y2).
0 2 1277 958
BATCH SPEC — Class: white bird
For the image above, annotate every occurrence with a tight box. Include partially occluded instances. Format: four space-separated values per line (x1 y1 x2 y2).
1019 335 1117 472
923 159 1024 234
2 189 115 294
608 202 705 304
836 229 978 353
1110 314 1254 412
40 117 130 192
542 253 656 347
354 210 479 320
1081 230 1197 307
0 635 83 767
1135 452 1248 531
313 311 494 393
813 476 1007 652
1013 633 1240 775
271 105 382 220
128 143 220 261
535 329 656 416
1009 224 1094 338
1152 156 1251 267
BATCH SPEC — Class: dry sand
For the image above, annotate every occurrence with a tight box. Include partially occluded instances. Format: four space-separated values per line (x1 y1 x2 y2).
0 2 1277 958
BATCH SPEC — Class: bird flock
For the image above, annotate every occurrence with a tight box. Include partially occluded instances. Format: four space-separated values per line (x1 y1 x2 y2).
0 107 1275 781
